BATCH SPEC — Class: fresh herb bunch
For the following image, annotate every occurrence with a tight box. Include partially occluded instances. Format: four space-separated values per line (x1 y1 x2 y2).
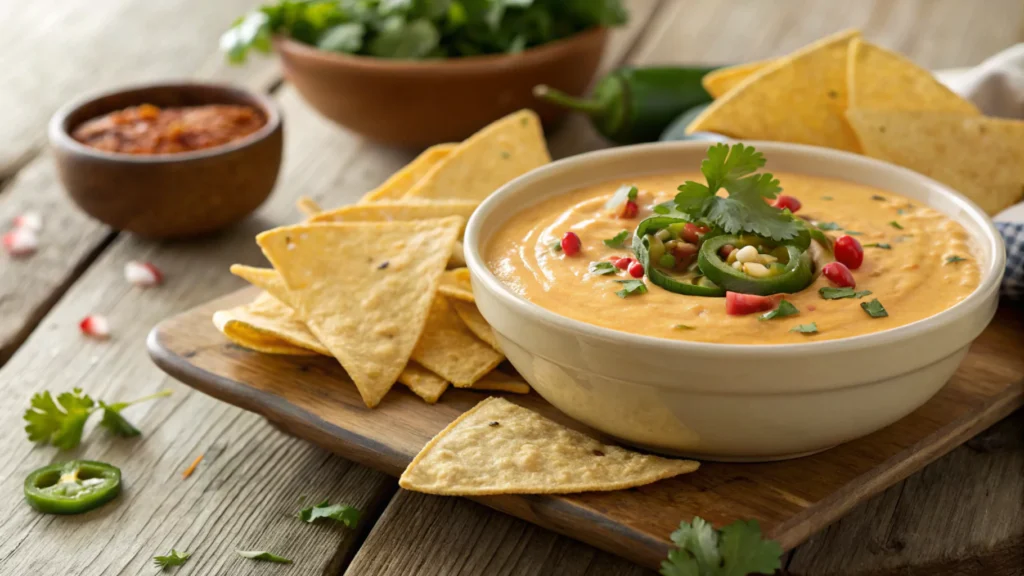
222 0 628 64
660 516 782 576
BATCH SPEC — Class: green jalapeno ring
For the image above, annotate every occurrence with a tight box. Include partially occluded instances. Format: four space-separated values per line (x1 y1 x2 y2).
632 217 725 297
24 460 121 515
698 235 814 295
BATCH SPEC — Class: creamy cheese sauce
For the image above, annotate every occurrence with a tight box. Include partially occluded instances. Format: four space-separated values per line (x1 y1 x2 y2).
486 171 981 344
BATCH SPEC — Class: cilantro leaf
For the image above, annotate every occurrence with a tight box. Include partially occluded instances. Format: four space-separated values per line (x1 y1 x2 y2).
237 550 292 564
861 299 888 318
588 261 617 276
603 230 629 248
945 255 967 264
660 516 782 576
153 549 191 570
98 402 141 438
872 195 887 201
790 323 818 334
549 239 562 253
819 287 872 300
673 324 696 330
816 222 841 231
844 230 863 236
759 300 798 321
604 185 639 211
821 196 833 200
864 242 891 250
24 388 94 450
299 499 361 527
889 221 904 230
614 279 647 298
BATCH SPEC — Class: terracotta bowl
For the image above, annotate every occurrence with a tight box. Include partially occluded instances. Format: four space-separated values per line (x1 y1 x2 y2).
49 83 283 239
276 27 608 147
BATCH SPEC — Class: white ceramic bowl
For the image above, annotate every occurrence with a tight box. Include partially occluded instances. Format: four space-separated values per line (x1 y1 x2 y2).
464 141 1004 461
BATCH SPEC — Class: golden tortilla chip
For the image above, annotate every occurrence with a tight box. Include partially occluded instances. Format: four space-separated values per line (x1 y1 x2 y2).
412 295 503 387
256 218 462 408
847 39 978 114
450 299 499 351
307 200 478 235
846 109 1024 215
470 371 529 394
360 144 456 203
702 59 771 99
214 292 329 355
297 196 323 217
687 29 861 151
438 267 474 303
404 110 551 201
447 240 466 269
399 397 699 495
398 362 449 404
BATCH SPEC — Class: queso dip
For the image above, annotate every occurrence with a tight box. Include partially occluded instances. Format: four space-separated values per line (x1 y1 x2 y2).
486 171 981 344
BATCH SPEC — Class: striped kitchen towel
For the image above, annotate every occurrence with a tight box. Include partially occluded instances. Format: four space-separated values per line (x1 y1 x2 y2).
997 221 1024 299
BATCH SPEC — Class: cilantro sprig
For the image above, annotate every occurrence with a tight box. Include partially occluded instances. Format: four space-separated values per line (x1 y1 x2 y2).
615 279 647 298
589 261 618 276
759 300 798 321
153 549 191 570
299 500 361 528
674 144 801 242
237 550 292 564
24 388 172 450
603 230 630 248
660 516 782 576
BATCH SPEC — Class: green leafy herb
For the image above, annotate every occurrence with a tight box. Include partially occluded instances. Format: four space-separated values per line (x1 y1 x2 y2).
614 279 648 298
588 261 617 276
889 221 904 230
819 287 873 300
673 143 801 241
872 195 887 201
673 324 696 330
549 239 562 253
844 230 863 236
299 499 361 527
864 242 891 250
605 185 639 210
603 230 630 248
153 549 191 570
821 196 833 200
237 550 292 564
861 299 888 318
816 221 842 231
790 323 818 334
945 255 967 264
653 204 671 214
659 516 782 576
24 389 172 450
759 300 798 321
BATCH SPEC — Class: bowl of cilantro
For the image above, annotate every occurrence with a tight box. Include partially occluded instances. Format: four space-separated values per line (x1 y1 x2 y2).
221 0 625 147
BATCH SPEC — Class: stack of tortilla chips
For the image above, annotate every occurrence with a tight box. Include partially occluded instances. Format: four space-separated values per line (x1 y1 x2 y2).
688 29 1024 216
214 110 547 408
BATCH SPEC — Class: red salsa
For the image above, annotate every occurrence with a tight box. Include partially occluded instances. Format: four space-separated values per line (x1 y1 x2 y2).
72 103 265 154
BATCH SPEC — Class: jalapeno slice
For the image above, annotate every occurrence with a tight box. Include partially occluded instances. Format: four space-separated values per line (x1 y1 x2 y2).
24 460 121 514
698 235 814 295
633 216 726 297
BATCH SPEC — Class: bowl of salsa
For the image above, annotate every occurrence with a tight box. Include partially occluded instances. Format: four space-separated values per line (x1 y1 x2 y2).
49 82 282 239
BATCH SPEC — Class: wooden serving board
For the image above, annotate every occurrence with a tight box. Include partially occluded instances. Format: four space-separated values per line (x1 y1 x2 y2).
148 287 1024 570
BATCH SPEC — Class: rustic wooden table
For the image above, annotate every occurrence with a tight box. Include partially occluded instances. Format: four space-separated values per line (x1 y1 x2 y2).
1 1 1021 574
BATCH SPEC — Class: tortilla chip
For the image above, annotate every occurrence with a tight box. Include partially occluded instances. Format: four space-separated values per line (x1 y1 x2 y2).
256 218 462 408
702 59 772 98
847 39 978 115
307 200 478 235
438 267 474 303
214 292 329 355
846 109 1024 215
448 240 466 269
214 302 320 356
404 110 551 201
360 144 456 203
450 299 499 351
412 295 503 387
470 371 529 394
687 29 861 151
297 196 323 217
398 362 449 404
399 397 699 495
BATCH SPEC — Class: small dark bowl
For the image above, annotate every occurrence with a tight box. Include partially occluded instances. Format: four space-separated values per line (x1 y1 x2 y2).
49 82 283 239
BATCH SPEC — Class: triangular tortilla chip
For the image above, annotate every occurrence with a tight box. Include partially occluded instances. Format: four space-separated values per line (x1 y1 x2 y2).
413 295 503 387
214 292 329 355
687 29 861 151
256 218 462 407
359 144 456 203
398 362 449 404
230 265 290 303
846 109 1024 215
702 59 772 99
404 110 551 201
470 371 529 394
438 267 474 303
296 196 323 217
308 200 478 234
847 39 978 114
450 299 500 351
399 398 699 495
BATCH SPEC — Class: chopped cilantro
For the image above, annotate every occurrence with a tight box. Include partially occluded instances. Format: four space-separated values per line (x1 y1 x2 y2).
945 255 967 264
790 323 818 334
844 230 863 236
605 185 639 210
299 500 360 527
588 261 617 275
819 287 872 300
872 195 887 201
860 299 888 318
673 324 696 330
816 222 842 231
237 550 291 564
821 196 833 200
897 208 906 215
153 549 190 570
549 239 562 253
24 388 171 450
889 221 904 230
500 151 510 159
614 279 647 298
864 242 891 249
603 230 629 248
659 516 782 576
653 205 671 214
673 143 801 241
759 300 798 321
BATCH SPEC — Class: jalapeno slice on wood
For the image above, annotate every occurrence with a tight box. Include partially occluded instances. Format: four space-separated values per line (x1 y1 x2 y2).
698 235 813 295
24 460 121 514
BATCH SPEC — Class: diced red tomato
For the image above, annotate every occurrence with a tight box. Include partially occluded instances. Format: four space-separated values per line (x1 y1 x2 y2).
718 244 736 260
774 195 802 213
670 242 698 268
834 235 864 270
725 292 777 316
613 257 633 270
627 261 644 278
822 262 856 288
560 232 581 256
618 200 639 219
680 223 708 244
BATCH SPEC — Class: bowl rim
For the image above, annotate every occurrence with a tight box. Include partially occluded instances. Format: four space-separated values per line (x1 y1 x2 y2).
273 25 607 73
48 80 282 164
464 140 1006 358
